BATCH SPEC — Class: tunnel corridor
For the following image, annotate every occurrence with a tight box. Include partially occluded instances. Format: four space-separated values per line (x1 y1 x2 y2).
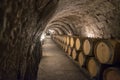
0 0 120 80
37 36 89 80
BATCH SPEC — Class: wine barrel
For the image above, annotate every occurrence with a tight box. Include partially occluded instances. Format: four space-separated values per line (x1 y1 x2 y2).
78 52 86 67
68 46 72 56
94 40 120 64
65 45 68 53
103 67 120 80
63 36 67 44
87 57 100 78
83 38 98 56
75 37 83 51
67 36 70 46
70 36 77 48
72 48 79 60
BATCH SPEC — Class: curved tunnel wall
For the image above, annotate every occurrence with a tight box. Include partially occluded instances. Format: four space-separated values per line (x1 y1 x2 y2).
50 27 65 35
45 0 120 79
47 24 73 35
46 0 120 39
50 19 77 35
0 0 58 80
0 0 120 80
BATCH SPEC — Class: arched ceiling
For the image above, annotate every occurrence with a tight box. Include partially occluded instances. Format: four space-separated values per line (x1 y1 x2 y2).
50 27 65 35
45 0 120 38
48 25 70 35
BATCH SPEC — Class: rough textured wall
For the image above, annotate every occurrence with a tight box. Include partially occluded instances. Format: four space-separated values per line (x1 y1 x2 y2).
46 0 120 39
0 0 58 80
0 0 120 80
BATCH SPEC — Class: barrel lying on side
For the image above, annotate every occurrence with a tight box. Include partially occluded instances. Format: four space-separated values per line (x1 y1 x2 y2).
94 40 120 64
103 67 120 80
87 57 101 78
75 37 83 51
63 35 67 44
67 46 72 56
83 38 98 56
66 36 70 46
71 48 79 60
65 45 68 53
70 36 77 48
78 52 86 67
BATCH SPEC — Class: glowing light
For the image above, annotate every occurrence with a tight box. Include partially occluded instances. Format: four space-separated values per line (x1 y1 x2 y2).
85 26 95 38
87 33 94 37
40 34 46 41
49 29 54 33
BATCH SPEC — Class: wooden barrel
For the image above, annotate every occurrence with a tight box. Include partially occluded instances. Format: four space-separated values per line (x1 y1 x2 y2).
68 46 72 56
83 39 92 56
94 40 120 64
63 36 67 44
103 67 120 80
75 37 83 51
83 38 98 56
78 52 86 67
72 48 79 60
70 36 76 48
67 36 70 46
87 57 100 78
65 45 68 53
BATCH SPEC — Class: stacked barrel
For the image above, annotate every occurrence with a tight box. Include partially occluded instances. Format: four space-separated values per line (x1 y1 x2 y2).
52 35 66 50
52 34 120 80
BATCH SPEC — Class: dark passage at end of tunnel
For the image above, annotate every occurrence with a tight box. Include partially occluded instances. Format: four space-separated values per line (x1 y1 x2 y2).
0 0 120 80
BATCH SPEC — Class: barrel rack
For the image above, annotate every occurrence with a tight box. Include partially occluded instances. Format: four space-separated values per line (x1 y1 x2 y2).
51 34 120 80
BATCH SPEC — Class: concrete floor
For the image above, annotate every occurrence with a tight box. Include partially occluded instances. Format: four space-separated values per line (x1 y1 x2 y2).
37 36 90 80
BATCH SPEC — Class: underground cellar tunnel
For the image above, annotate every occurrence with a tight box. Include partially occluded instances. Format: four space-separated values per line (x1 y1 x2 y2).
0 0 120 80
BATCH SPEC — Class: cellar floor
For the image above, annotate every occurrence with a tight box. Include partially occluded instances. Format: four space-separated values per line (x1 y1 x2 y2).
37 36 90 80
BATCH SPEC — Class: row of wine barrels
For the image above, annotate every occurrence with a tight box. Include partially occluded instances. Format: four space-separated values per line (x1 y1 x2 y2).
63 36 67 44
53 35 84 51
103 67 120 80
52 35 65 43
52 35 120 80
94 40 120 64
52 35 65 49
53 35 120 65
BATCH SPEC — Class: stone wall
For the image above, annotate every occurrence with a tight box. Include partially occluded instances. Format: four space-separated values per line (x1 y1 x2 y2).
0 0 120 80
0 0 58 80
47 0 120 39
